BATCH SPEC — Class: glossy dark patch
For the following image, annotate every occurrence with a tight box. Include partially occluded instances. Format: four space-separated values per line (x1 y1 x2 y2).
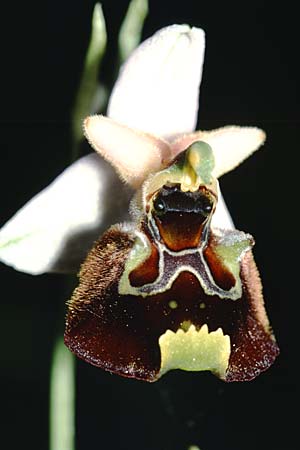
152 184 213 251
153 184 213 216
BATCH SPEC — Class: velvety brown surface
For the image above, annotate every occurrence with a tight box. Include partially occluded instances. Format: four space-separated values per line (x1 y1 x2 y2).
65 227 279 382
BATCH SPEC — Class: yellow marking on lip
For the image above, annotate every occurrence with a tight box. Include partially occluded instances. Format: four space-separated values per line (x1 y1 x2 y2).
158 324 230 379
180 320 192 331
168 300 178 309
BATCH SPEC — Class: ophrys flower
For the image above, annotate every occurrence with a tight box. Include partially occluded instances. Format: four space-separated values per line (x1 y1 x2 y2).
0 25 279 381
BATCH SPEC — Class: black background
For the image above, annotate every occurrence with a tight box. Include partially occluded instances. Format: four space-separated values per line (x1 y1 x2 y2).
1 1 299 449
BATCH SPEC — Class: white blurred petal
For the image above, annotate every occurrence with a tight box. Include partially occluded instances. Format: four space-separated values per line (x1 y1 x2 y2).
108 24 205 141
211 186 235 230
84 115 171 187
0 154 132 274
171 126 266 178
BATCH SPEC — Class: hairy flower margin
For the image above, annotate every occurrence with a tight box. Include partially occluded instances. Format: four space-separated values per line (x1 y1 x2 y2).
0 25 279 381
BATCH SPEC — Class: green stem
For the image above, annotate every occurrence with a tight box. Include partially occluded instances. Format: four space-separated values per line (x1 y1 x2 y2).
49 337 75 450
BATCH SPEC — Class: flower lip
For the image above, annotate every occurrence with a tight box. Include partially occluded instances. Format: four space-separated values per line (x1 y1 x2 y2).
64 226 279 383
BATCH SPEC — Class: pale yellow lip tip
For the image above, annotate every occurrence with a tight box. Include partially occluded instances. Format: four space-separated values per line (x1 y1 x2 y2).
158 323 230 379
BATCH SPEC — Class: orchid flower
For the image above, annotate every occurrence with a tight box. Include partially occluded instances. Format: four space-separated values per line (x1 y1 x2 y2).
0 24 279 382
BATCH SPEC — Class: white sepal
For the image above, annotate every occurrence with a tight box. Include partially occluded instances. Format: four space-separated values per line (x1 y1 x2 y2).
211 186 235 230
108 24 205 141
0 154 132 274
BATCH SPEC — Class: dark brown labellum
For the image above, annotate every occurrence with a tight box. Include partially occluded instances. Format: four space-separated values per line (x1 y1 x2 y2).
64 145 279 382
